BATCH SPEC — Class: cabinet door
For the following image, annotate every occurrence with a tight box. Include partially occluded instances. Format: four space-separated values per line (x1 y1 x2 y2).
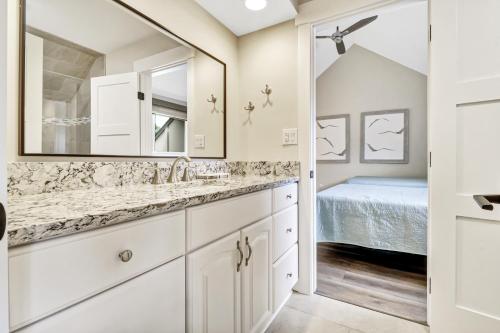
188 231 242 333
241 217 273 333
18 257 185 333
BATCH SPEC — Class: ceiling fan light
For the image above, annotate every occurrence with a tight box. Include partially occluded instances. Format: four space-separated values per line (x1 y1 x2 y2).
245 0 267 11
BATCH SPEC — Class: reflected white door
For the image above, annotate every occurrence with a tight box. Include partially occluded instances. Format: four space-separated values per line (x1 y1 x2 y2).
0 0 9 330
430 0 500 331
91 72 140 156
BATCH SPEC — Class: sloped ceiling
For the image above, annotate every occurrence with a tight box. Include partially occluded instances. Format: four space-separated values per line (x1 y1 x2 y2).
315 0 428 78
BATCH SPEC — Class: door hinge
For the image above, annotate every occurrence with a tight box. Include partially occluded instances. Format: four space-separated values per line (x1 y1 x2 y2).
310 170 314 179
137 92 145 100
429 152 432 168
429 25 432 42
429 277 432 294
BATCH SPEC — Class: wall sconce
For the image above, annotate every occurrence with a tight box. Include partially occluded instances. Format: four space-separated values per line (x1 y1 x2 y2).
243 101 255 125
261 84 273 108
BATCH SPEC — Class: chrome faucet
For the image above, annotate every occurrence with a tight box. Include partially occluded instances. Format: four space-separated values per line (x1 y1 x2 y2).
167 156 192 183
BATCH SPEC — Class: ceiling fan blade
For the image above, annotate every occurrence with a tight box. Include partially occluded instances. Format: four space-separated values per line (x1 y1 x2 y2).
316 35 332 39
341 15 378 35
336 40 346 55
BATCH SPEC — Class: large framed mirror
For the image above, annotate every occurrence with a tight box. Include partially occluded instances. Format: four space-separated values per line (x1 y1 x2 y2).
19 0 226 158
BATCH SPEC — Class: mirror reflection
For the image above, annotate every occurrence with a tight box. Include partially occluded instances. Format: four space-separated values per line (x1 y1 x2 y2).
23 0 225 158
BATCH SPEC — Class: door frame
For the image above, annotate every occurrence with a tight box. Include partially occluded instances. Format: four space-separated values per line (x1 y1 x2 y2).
0 0 9 330
295 2 431 323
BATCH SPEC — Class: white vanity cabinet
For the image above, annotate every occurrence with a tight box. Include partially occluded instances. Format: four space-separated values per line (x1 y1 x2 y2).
9 182 298 333
187 183 298 333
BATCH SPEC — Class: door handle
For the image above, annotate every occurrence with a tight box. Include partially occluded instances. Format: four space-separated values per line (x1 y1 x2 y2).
245 236 252 266
0 203 5 241
473 195 500 211
236 241 244 272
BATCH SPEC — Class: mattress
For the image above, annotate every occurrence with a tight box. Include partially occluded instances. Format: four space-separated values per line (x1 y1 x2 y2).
317 177 428 255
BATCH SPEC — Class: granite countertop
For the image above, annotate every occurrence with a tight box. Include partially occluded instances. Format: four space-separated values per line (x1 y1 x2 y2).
7 175 299 247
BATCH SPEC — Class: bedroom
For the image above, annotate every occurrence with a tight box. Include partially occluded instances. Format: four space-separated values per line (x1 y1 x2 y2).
313 0 428 325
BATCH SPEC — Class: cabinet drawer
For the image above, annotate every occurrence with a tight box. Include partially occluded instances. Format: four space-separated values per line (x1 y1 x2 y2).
273 205 298 261
9 211 185 331
273 244 298 312
17 257 185 333
273 183 298 213
186 190 272 251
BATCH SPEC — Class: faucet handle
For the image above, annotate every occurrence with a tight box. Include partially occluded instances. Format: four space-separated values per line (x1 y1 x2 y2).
182 167 192 182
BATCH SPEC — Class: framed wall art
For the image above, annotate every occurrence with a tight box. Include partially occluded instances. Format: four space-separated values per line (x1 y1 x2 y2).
360 109 409 164
316 114 350 163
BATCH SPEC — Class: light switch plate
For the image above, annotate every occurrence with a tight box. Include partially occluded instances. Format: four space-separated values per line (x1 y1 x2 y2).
282 128 298 145
194 135 205 149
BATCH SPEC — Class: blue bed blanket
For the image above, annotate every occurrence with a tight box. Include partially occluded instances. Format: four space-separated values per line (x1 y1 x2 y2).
317 178 428 255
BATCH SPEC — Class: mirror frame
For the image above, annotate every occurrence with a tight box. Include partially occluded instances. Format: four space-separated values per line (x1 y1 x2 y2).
18 0 227 159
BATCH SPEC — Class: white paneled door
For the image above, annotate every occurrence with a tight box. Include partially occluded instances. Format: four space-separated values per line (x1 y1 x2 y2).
90 72 141 156
430 0 500 331
0 0 8 331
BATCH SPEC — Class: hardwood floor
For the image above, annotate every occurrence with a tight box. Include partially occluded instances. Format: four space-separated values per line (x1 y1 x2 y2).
316 242 427 325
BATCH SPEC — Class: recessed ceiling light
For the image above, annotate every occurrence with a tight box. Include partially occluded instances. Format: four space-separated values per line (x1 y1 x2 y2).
245 0 267 11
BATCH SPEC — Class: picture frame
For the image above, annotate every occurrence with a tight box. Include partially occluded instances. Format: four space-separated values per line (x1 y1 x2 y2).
316 114 350 163
360 109 409 164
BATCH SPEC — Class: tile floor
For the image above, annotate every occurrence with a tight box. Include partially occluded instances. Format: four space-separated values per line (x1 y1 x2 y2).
266 293 430 333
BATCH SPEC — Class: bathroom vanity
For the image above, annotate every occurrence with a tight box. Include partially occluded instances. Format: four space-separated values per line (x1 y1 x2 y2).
7 172 299 333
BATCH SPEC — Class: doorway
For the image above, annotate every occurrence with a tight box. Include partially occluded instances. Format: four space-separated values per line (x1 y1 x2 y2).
311 0 429 324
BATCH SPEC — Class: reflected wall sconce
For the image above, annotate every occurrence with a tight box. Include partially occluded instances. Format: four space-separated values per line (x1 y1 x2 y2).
207 94 221 113
261 84 273 108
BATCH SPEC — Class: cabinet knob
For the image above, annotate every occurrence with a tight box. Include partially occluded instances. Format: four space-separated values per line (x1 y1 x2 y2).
287 273 293 278
118 250 133 263
286 228 293 233
286 194 292 199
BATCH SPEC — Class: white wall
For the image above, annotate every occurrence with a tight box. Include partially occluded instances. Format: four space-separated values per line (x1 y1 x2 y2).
238 21 299 161
316 44 427 189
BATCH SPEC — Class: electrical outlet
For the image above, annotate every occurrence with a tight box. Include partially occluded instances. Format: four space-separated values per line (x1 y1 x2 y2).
194 135 205 149
282 128 298 145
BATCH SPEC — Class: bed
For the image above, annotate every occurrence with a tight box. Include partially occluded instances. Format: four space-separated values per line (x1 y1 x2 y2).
316 176 428 255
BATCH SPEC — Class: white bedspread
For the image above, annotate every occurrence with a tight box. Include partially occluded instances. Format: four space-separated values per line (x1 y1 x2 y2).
316 178 428 255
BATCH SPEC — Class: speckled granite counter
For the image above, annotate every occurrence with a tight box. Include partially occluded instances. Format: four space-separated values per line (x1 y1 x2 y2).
7 175 299 247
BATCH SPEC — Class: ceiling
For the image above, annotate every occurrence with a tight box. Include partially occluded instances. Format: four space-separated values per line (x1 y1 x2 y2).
315 0 428 78
152 64 188 103
26 0 179 54
195 0 299 36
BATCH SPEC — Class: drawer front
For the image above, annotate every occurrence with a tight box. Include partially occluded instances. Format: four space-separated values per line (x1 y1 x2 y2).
186 190 272 251
9 211 185 330
273 205 298 261
273 244 298 312
17 257 185 333
272 183 298 213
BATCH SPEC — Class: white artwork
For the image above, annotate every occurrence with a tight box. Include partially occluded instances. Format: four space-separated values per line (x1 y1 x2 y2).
361 109 409 163
316 114 350 162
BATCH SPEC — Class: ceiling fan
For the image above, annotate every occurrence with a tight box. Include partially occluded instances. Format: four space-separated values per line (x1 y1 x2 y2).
316 15 378 55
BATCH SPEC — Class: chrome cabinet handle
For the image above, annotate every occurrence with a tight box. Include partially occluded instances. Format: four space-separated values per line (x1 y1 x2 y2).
0 203 5 242
286 228 293 233
286 194 292 199
118 250 133 263
287 273 293 278
245 236 252 266
237 241 244 272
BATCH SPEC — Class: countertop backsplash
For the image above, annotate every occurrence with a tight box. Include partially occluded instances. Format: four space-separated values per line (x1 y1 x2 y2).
8 161 300 196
